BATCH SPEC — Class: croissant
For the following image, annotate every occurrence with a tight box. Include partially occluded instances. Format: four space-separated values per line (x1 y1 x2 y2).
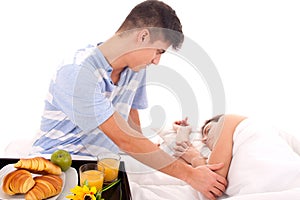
25 174 63 200
14 157 62 175
2 169 35 195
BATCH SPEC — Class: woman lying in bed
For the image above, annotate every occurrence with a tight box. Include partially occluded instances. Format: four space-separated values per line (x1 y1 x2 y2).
173 114 300 196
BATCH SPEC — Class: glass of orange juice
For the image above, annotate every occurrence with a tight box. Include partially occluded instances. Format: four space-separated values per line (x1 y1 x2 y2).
97 152 120 183
79 163 105 191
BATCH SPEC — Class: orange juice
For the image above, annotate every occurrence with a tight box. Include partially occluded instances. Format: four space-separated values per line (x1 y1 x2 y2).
80 170 104 191
98 158 119 182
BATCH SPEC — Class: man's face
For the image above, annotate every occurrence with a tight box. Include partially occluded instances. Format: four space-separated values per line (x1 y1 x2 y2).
127 40 170 71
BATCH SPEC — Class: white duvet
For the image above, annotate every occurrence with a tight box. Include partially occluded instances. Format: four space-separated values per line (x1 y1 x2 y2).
225 118 300 198
125 119 300 200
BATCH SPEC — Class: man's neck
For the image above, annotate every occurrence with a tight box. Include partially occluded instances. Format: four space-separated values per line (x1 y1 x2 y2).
98 34 132 69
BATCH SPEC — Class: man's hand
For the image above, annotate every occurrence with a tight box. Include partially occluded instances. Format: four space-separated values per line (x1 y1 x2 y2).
186 163 227 200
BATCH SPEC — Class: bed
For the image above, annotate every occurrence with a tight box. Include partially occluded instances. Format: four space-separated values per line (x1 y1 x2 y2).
3 124 300 200
123 125 300 200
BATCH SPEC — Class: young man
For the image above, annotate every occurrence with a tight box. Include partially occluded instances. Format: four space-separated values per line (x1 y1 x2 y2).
31 1 226 199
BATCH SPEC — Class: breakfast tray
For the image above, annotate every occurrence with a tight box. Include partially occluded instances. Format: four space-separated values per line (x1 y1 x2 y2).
0 158 132 200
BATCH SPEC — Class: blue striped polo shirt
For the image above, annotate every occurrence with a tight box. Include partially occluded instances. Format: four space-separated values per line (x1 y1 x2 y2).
31 44 148 156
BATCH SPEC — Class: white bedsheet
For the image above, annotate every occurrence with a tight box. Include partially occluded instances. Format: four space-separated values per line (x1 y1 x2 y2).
123 155 206 200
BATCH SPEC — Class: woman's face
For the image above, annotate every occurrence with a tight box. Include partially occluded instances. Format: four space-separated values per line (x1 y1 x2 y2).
201 117 224 150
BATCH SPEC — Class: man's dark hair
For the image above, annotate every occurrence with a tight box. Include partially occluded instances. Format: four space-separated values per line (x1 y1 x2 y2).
117 0 184 50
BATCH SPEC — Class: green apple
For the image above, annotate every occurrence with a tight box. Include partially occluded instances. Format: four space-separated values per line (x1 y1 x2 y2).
51 149 72 172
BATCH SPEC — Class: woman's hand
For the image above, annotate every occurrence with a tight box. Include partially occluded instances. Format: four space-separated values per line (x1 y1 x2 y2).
173 141 206 165
173 117 191 133
174 117 189 126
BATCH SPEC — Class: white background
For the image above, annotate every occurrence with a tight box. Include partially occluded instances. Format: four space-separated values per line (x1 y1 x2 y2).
0 0 299 155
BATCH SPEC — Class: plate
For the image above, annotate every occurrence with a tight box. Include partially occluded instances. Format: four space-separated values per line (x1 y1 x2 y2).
56 167 78 200
0 164 66 200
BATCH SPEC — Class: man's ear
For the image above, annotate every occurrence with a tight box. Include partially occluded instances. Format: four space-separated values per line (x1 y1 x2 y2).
137 29 150 44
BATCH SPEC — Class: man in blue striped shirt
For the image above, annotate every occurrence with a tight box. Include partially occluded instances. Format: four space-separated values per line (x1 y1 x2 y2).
31 1 226 199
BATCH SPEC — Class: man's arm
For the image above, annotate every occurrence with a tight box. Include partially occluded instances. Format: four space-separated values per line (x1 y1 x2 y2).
100 112 227 200
127 108 142 133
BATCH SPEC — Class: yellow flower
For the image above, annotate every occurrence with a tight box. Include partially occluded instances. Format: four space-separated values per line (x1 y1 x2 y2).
66 185 97 200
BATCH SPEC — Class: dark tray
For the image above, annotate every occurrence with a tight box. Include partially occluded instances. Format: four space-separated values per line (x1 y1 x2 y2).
0 158 132 200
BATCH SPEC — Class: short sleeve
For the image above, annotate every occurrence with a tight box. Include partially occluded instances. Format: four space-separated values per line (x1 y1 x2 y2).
52 64 114 131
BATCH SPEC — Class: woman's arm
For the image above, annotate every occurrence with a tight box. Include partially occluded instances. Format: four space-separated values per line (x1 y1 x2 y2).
207 114 246 178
